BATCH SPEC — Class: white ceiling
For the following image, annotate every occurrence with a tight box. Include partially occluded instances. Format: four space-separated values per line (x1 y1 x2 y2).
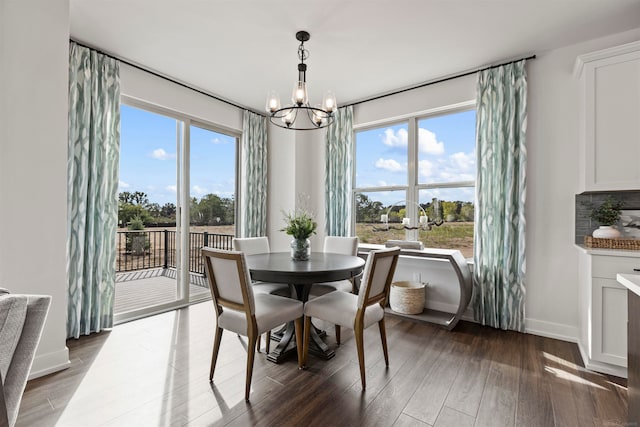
70 0 640 113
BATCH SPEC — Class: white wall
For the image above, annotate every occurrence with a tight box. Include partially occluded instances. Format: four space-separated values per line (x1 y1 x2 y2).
120 64 243 131
266 126 327 252
287 28 640 343
525 28 640 341
0 0 71 376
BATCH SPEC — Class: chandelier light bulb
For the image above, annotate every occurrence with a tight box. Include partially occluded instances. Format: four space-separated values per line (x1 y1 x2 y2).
292 81 308 106
282 109 295 127
312 106 325 126
323 91 337 113
266 91 281 113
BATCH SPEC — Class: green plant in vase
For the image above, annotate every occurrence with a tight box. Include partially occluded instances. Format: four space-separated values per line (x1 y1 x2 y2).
281 209 317 261
590 196 623 239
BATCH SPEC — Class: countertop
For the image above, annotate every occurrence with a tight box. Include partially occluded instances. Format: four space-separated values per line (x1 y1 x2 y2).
575 244 640 258
617 273 640 296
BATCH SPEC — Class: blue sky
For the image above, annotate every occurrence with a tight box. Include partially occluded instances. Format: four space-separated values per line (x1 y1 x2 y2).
119 105 475 207
119 105 236 205
355 109 476 205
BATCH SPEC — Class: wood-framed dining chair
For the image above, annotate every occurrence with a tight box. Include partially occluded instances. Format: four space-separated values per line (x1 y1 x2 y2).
309 236 360 298
202 247 304 401
302 247 400 389
232 236 291 353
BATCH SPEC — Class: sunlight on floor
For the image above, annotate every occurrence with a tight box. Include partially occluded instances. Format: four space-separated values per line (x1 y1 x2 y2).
542 351 610 390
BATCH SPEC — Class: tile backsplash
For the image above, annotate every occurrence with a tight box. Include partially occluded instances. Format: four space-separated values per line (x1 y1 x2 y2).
575 190 640 244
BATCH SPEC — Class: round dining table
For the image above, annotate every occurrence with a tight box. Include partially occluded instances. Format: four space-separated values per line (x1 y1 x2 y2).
245 251 365 363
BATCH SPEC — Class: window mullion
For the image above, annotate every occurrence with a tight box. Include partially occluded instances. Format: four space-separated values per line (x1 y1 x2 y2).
406 118 418 240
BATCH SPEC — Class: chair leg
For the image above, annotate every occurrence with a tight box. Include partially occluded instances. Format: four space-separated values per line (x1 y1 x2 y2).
302 316 312 368
265 330 271 354
245 332 258 401
378 318 389 367
354 324 366 389
294 318 303 369
335 324 341 345
210 327 223 381
257 334 262 353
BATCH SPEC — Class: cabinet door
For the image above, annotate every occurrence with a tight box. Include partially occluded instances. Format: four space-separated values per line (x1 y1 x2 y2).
578 41 640 191
592 277 628 367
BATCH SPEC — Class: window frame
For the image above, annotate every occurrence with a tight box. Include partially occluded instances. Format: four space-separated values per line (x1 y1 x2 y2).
352 100 476 243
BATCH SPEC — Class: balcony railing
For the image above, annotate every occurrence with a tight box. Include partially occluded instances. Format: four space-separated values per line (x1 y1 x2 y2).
116 229 233 275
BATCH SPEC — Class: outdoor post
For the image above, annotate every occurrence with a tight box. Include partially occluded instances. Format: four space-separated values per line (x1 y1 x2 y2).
163 229 168 270
203 232 209 277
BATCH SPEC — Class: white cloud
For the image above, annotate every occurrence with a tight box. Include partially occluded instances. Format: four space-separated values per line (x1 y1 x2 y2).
151 148 175 160
166 185 177 193
118 180 130 189
382 128 408 148
192 185 207 196
377 180 388 187
418 128 445 155
375 158 405 172
418 159 434 179
449 152 475 172
211 137 227 145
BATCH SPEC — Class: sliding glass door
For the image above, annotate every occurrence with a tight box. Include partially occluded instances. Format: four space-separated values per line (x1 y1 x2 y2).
114 99 237 323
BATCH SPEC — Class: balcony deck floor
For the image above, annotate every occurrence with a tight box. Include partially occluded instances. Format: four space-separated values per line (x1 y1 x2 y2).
115 268 210 314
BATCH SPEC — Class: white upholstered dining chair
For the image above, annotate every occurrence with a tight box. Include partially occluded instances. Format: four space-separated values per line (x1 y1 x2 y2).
232 237 290 352
302 247 400 389
202 248 303 401
308 236 360 298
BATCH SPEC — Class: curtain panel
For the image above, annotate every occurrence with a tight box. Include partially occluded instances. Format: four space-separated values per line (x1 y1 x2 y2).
67 42 120 338
473 60 527 332
325 106 354 237
241 111 268 237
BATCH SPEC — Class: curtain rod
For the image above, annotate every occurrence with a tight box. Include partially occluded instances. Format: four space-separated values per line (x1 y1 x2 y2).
70 38 265 116
71 38 534 115
342 54 536 108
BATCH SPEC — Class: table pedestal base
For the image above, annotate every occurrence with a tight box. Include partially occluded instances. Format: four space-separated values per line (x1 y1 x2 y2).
261 282 346 364
266 319 335 363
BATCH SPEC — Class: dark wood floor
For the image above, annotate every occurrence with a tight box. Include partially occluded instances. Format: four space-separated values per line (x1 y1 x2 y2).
17 302 627 426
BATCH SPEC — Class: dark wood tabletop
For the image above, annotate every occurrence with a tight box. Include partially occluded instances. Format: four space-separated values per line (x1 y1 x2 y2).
246 252 365 286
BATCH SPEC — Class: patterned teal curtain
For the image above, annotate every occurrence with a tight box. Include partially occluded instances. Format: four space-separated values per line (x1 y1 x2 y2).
67 42 120 338
241 111 267 237
473 60 527 332
325 106 354 236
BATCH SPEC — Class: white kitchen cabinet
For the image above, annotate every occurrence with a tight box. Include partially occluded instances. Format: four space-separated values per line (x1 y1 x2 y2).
578 248 640 377
575 40 640 192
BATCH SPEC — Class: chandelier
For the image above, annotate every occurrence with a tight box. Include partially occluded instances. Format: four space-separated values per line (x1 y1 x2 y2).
265 31 337 130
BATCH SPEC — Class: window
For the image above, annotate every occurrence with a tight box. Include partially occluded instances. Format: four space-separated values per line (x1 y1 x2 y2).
353 107 476 257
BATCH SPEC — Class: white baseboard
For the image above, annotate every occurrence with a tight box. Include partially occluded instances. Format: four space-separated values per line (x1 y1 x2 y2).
427 301 580 342
524 318 579 343
576 340 628 378
29 347 70 379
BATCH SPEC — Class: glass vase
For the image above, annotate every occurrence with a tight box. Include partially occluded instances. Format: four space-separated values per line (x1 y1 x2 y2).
290 238 311 261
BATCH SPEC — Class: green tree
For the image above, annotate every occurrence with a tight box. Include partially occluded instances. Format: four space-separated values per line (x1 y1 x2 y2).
460 202 474 221
355 194 384 222
147 202 161 218
160 202 176 219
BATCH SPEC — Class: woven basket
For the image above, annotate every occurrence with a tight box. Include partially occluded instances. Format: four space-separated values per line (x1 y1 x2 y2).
389 281 426 315
584 236 640 251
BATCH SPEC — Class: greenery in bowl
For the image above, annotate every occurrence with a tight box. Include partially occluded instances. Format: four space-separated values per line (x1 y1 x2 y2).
281 209 317 240
590 196 623 226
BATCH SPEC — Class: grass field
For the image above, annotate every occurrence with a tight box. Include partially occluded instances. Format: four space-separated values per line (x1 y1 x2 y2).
356 222 474 258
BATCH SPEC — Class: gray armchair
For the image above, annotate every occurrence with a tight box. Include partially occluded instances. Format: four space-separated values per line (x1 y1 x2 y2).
0 288 51 427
